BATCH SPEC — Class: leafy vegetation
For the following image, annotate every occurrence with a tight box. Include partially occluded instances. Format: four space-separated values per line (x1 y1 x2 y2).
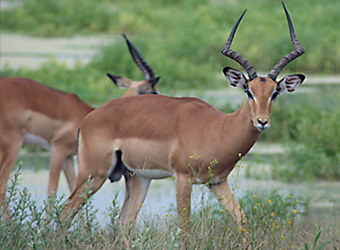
264 86 340 181
1 0 112 36
1 0 339 87
1 0 339 248
1 0 340 180
1 167 337 249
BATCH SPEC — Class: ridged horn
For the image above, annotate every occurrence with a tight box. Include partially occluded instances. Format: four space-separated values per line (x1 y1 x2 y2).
221 9 258 80
267 2 305 81
122 34 156 80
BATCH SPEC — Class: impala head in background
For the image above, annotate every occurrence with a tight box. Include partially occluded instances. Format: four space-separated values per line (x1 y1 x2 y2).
221 1 305 131
107 34 160 96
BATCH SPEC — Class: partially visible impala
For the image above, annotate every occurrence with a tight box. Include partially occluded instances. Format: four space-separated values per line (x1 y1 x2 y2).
62 2 305 234
0 35 160 217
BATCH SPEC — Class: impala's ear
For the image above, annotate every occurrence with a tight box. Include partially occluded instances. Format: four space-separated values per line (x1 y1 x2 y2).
277 74 305 93
107 73 132 89
223 67 249 91
149 77 160 87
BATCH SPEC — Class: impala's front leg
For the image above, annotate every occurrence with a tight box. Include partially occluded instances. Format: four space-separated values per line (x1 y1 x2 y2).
0 134 24 218
176 173 193 233
210 178 247 228
119 173 151 228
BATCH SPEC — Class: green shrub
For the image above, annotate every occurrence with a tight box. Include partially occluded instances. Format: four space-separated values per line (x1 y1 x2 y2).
1 0 339 74
1 0 112 36
268 87 340 181
1 167 338 249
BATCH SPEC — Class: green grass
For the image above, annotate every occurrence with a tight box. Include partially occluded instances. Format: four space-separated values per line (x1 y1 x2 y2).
1 0 340 181
1 0 340 83
1 0 112 37
1 0 339 247
263 86 340 181
1 167 338 249
1 0 339 97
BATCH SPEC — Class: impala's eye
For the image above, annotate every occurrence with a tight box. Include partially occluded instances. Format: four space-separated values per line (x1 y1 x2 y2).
246 91 254 99
271 92 279 101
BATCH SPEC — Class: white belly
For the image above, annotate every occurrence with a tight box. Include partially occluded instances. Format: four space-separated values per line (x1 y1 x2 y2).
124 165 173 179
24 133 51 151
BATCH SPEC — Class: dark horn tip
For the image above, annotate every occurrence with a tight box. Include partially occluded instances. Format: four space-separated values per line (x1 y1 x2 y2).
121 33 128 40
107 73 121 83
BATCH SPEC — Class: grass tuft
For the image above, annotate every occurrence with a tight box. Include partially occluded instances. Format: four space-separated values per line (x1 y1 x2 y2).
1 167 338 249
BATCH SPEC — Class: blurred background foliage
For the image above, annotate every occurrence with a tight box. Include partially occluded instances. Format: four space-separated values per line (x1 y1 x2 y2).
1 0 340 181
1 0 339 82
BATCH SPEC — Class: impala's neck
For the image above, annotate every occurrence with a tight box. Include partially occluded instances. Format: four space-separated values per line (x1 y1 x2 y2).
224 99 261 158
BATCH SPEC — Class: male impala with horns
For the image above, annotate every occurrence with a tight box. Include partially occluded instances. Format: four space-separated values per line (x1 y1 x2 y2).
61 2 305 238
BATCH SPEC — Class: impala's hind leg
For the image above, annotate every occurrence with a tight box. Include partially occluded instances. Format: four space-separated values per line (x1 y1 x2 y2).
47 144 72 196
61 171 108 220
119 173 151 228
62 155 76 191
61 137 115 220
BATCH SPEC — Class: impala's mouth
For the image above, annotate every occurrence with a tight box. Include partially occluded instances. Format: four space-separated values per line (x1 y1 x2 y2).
254 122 270 132
255 125 270 131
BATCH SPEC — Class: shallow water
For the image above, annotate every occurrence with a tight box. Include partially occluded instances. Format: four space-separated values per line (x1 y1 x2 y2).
14 151 340 227
0 33 112 69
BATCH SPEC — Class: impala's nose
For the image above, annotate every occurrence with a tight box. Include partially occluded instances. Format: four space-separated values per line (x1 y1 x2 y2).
256 118 270 131
257 118 268 126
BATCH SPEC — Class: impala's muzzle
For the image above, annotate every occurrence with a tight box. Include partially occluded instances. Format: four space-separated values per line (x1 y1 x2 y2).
254 117 270 131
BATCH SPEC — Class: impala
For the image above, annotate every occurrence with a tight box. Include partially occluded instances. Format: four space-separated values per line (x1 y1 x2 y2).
0 34 160 217
61 2 305 234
